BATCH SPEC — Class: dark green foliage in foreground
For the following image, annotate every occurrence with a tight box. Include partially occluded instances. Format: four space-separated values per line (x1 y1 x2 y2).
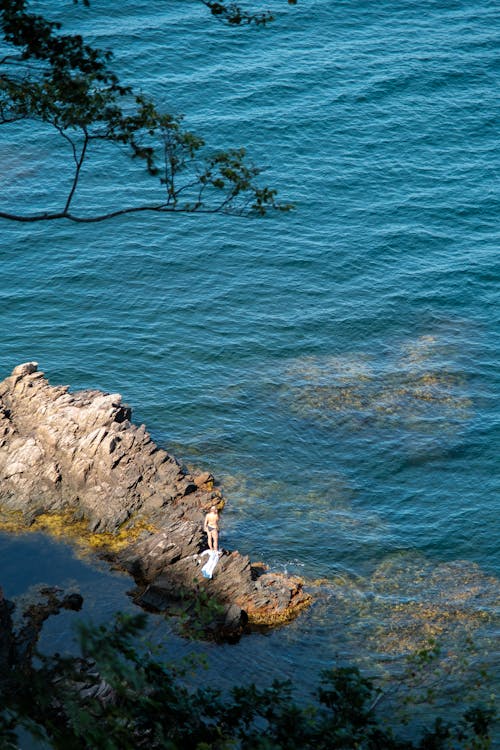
1 612 496 750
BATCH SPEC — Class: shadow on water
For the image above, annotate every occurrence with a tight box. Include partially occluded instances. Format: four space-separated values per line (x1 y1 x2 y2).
1 526 497 713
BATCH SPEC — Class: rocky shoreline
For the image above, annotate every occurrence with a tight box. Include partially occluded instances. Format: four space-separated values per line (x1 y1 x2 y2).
0 363 310 637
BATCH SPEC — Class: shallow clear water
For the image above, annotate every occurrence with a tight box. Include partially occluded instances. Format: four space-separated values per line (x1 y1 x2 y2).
1 0 498 724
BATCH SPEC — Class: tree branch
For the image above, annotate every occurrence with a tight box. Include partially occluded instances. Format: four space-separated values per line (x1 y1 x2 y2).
0 1 293 223
0 202 272 224
61 128 89 214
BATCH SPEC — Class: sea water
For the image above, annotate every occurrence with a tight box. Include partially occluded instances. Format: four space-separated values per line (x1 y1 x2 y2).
1 0 498 727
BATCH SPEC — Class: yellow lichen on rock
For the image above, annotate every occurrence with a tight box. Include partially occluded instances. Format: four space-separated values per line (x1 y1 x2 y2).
0 506 157 556
0 508 26 534
245 592 313 627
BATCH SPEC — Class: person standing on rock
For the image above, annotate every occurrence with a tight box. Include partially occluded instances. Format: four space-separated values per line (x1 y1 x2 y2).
204 505 219 551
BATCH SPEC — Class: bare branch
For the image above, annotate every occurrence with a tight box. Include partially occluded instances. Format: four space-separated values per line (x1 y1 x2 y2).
62 129 89 214
0 202 266 224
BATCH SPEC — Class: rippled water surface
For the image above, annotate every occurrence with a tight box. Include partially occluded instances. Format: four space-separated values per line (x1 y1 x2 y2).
1 0 498 728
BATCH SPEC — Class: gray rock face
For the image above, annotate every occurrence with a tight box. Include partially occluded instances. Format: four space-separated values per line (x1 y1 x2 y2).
0 364 310 636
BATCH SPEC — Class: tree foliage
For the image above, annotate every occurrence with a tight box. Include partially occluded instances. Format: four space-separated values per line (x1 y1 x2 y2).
0 0 293 222
1 596 496 750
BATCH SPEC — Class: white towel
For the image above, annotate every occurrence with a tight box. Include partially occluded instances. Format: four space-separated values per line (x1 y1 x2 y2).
201 549 221 579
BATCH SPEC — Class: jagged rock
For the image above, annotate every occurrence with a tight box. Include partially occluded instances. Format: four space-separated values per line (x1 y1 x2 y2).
193 471 214 489
223 603 247 630
0 363 311 637
0 585 83 679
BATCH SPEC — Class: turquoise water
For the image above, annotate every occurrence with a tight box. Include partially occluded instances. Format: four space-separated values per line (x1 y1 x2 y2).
1 0 499 720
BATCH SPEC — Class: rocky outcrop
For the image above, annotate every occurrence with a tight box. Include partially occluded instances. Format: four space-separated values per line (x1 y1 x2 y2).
0 363 310 636
0 584 83 684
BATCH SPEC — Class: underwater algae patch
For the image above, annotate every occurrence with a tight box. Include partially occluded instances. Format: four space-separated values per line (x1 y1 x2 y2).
313 553 499 663
299 553 499 726
0 505 157 557
366 556 497 656
279 335 473 431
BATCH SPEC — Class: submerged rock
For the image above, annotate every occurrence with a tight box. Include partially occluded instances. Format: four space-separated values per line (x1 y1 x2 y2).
0 584 83 682
0 363 310 636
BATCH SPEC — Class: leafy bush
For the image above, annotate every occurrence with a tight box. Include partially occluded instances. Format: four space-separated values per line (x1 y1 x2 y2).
1 611 496 749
